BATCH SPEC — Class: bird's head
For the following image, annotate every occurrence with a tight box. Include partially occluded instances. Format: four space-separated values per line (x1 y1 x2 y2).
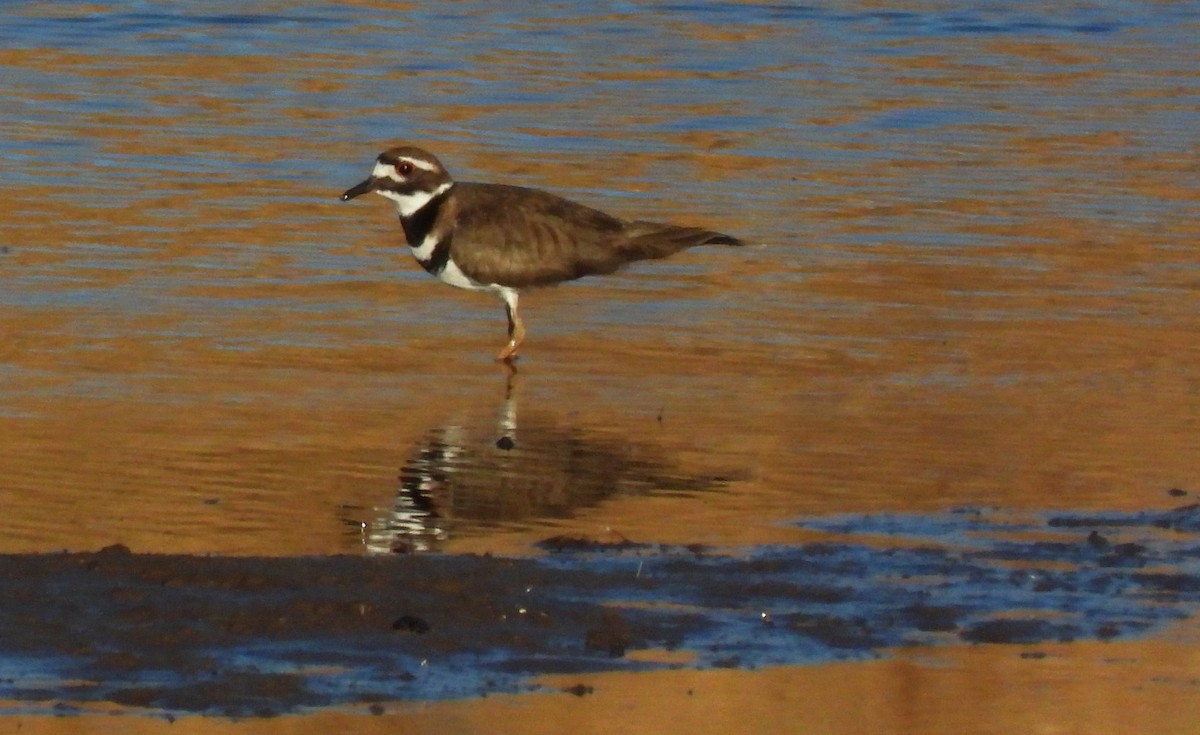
341 146 454 217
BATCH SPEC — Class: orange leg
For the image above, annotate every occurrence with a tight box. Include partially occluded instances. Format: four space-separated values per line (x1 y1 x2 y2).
496 289 525 362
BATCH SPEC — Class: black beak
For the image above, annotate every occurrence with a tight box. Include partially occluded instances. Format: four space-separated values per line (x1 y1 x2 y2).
341 178 375 201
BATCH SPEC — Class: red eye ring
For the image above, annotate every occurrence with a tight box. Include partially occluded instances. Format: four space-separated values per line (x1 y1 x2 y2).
397 161 413 176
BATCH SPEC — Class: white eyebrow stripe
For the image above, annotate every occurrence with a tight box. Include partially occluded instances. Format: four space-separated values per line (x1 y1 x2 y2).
372 157 438 182
401 156 437 172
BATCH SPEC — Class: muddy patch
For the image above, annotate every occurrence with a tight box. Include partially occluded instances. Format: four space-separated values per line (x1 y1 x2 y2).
1 504 1199 717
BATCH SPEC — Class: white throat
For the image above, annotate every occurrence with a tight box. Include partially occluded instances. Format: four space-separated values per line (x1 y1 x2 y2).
374 180 452 218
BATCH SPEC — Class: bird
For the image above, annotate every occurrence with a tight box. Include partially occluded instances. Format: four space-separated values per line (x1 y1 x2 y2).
340 145 745 361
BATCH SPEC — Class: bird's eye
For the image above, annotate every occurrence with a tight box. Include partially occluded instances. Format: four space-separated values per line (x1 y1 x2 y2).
397 161 413 176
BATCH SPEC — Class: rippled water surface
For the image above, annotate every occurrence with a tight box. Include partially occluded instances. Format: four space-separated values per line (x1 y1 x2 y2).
2 0 1199 731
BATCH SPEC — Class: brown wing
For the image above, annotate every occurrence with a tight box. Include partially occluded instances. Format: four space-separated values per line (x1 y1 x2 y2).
619 220 746 258
447 183 744 288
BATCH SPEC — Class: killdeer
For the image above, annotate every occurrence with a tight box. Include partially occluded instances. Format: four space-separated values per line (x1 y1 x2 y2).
341 145 745 361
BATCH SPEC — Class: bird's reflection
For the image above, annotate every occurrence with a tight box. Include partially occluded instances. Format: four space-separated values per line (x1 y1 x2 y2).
348 373 732 553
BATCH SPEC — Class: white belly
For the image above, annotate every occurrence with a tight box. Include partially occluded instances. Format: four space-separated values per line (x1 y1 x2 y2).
407 230 517 309
437 257 505 294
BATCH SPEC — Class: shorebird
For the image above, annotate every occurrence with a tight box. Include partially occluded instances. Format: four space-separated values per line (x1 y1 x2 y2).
341 145 745 361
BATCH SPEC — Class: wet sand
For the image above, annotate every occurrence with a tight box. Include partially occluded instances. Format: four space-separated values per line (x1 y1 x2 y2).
3 504 1199 724
10 638 1200 735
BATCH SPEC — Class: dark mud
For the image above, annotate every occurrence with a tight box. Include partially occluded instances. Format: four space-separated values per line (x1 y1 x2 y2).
2 504 1199 717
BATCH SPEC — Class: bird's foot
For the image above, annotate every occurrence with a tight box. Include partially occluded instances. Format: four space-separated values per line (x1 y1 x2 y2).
495 341 520 363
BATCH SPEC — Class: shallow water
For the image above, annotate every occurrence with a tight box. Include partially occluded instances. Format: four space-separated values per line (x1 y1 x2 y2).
1 0 1199 731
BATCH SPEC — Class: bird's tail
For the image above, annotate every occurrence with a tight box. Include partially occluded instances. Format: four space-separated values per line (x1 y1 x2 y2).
619 220 746 262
